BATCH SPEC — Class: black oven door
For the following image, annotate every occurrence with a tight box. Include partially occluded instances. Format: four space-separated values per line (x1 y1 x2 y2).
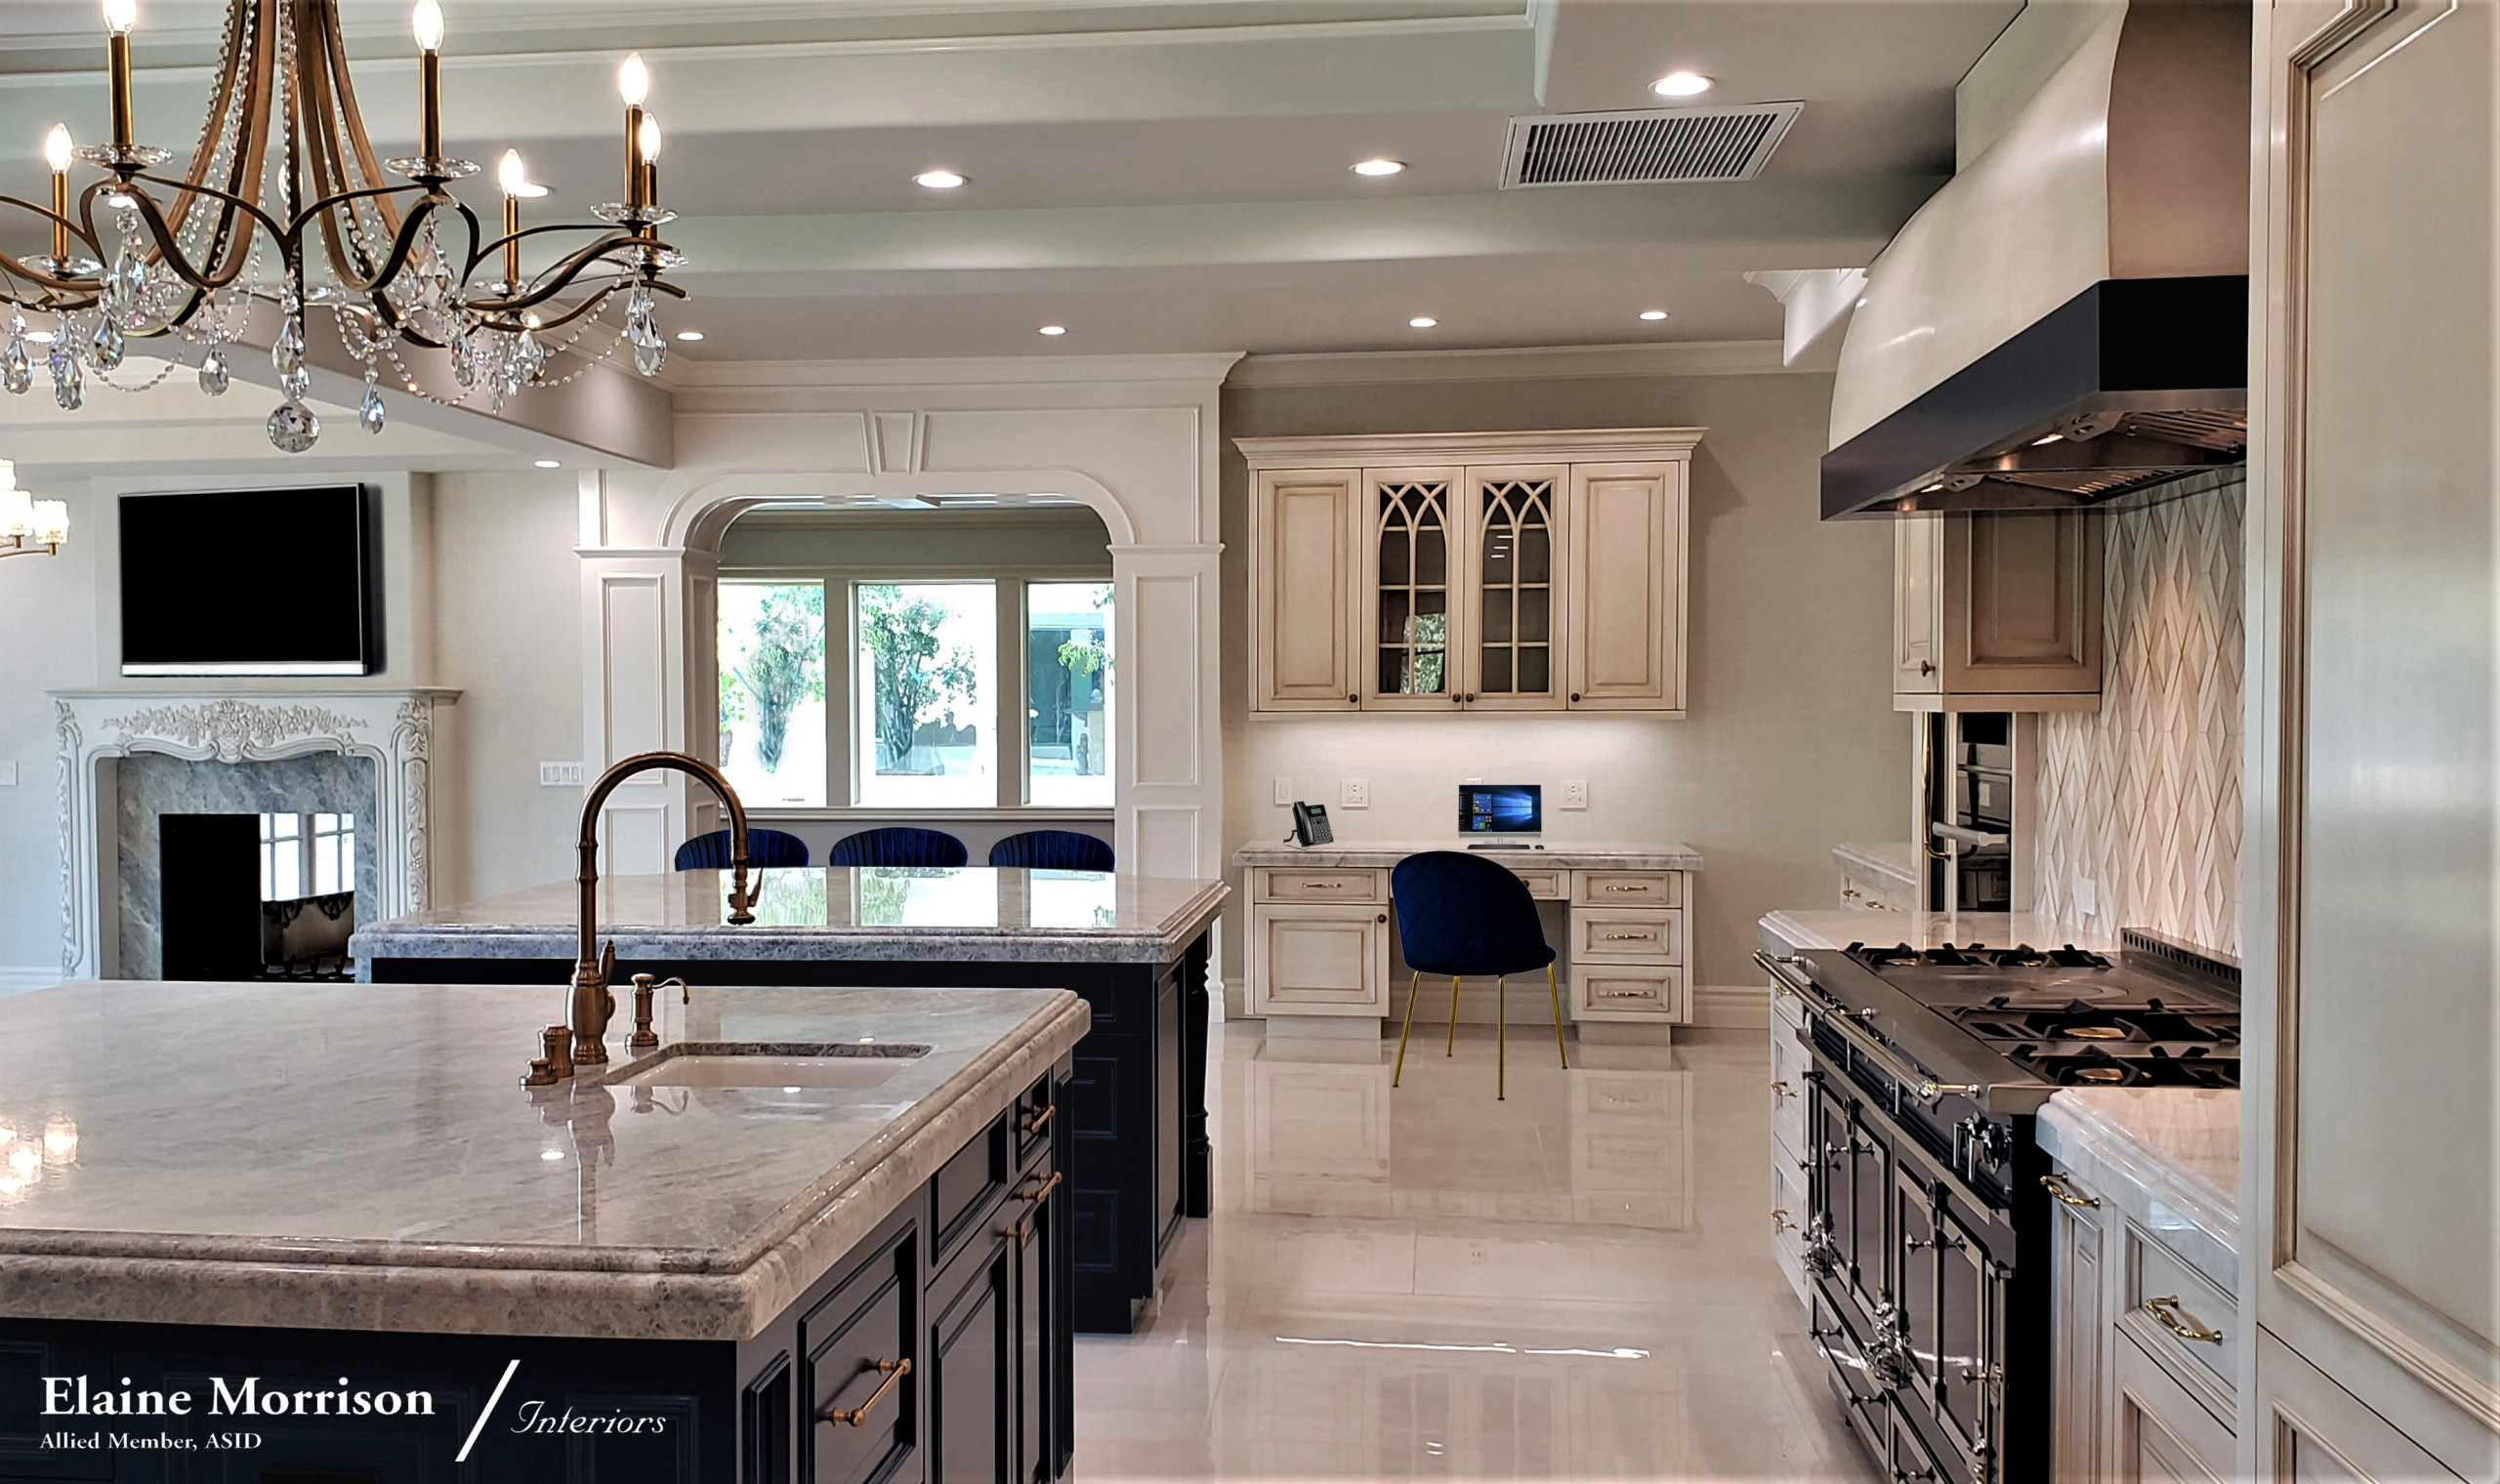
1892 1130 2011 1481
1804 1055 1892 1323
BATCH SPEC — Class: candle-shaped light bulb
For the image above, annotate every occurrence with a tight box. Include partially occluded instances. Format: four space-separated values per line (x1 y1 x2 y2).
617 52 648 106
44 125 72 173
638 116 662 161
43 125 71 258
498 147 527 195
103 0 137 34
411 0 442 50
498 149 526 285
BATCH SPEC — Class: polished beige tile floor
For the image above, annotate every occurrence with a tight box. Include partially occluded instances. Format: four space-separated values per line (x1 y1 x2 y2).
1072 1022 1881 1481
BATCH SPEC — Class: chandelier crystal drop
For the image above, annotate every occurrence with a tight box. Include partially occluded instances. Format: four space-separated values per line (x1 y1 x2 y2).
0 0 687 452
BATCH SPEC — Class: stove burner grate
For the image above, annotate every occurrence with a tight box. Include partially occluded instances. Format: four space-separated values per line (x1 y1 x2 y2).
1846 940 2113 971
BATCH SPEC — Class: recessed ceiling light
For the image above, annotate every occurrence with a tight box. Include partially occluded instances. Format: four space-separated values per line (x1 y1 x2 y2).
1650 71 1714 98
914 169 966 189
1408 316 1438 329
1638 309 1669 321
1038 324 1066 336
540 1149 565 1162
534 459 562 469
1352 158 1405 177
675 330 704 342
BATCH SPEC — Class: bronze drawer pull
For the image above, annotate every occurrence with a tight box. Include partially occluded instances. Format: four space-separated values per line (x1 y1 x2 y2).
1001 1217 1030 1248
820 1358 910 1426
1597 987 1656 999
1604 884 1648 893
2039 1174 2101 1210
1021 1104 1055 1135
1771 1080 1796 1099
1602 930 1655 941
1301 880 1345 889
1015 1171 1063 1204
1772 1209 1796 1232
2144 1296 2225 1345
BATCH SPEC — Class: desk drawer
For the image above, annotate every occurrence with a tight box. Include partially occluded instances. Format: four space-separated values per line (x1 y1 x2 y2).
1504 866 1568 899
1571 908 1684 965
1573 871 1683 908
1574 966 1685 1019
1257 868 1384 903
2119 1220 2238 1412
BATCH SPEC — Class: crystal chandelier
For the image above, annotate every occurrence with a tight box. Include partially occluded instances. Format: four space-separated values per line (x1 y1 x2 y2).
0 0 684 453
0 463 71 561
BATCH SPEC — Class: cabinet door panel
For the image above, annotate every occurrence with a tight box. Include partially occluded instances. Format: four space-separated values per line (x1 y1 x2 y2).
930 1233 1015 1484
1459 466 1566 710
1254 470 1359 710
1566 462 1684 710
1249 903 1389 1014
1896 514 1943 694
1361 468 1463 710
2115 1335 2230 1483
1941 511 2102 694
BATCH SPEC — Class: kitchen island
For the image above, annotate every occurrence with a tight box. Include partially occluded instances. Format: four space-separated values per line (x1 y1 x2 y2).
0 977 1086 1483
352 867 1226 1334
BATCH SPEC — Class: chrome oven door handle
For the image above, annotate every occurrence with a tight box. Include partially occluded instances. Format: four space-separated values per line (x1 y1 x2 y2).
1813 994 1984 1102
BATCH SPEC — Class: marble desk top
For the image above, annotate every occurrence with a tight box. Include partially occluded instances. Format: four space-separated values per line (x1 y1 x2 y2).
0 979 1088 1340
1233 840 1702 872
1833 841 1916 886
1758 909 2114 956
2038 1088 2241 1291
352 867 1229 967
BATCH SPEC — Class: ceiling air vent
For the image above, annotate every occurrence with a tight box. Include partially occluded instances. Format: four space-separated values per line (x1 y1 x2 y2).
1501 103 1803 188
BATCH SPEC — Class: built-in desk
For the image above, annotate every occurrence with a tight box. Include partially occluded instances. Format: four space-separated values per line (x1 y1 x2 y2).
1230 841 1702 1040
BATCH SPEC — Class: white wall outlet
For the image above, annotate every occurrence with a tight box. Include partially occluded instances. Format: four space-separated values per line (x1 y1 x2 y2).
1341 778 1370 808
2074 876 2099 915
1560 779 1589 810
1273 776 1293 806
540 761 587 787
0 761 17 788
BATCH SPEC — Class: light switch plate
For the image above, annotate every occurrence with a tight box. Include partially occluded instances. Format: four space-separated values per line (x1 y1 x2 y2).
1273 776 1293 806
1560 779 1589 810
540 761 587 787
1341 778 1370 808
2074 877 2099 915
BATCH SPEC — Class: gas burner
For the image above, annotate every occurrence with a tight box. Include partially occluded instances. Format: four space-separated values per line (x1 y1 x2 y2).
1952 1001 2242 1049
2017 1046 2239 1089
1845 941 2113 972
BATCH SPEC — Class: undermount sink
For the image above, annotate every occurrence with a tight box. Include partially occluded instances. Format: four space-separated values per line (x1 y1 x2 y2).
613 1042 931 1092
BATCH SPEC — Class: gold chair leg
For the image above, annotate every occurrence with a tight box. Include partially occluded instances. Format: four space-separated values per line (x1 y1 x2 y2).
1497 974 1507 1100
1446 976 1460 1056
1548 965 1569 1069
1392 969 1422 1088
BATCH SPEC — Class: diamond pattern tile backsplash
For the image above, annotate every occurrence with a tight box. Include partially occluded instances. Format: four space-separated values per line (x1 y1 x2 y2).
2033 474 2244 957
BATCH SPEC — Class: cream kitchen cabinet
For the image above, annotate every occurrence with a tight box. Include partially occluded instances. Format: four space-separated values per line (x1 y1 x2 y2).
1239 430 1699 716
1895 509 2103 712
1247 897 1392 1018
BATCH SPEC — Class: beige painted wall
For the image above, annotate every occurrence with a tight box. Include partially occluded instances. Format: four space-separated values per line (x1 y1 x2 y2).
1218 368 1910 1008
428 473 586 907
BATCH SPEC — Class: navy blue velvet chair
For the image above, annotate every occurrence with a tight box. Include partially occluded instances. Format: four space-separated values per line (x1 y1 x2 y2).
1388 850 1566 1097
988 830 1115 873
824 826 970 869
674 827 811 871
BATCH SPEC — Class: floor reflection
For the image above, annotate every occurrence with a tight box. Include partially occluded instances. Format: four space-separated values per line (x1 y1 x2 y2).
1072 1023 1880 1482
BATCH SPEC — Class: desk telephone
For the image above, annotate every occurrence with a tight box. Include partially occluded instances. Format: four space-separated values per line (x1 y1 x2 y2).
1288 801 1333 846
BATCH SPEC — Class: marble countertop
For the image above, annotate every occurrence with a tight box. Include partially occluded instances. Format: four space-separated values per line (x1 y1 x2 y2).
1834 842 1916 885
1234 840 1702 871
2038 1088 2240 1291
352 867 1229 966
0 979 1088 1340
1758 909 2113 955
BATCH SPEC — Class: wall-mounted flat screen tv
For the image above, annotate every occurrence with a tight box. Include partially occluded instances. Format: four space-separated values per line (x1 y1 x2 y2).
121 484 384 677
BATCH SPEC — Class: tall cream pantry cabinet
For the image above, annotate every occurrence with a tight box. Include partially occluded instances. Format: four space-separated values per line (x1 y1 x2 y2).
2243 1 2500 1479
1239 430 1698 718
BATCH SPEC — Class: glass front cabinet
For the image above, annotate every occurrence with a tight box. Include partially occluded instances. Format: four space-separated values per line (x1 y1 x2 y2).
1243 430 1696 715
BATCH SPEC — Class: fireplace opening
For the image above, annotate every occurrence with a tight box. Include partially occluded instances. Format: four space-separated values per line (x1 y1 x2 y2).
159 812 357 982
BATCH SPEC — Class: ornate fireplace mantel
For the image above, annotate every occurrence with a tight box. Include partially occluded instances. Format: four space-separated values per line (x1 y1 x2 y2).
51 688 459 981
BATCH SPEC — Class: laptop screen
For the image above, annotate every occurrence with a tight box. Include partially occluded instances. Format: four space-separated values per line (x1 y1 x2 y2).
1459 784 1542 835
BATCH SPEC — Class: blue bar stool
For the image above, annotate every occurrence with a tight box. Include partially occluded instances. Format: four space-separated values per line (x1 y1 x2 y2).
674 827 811 871
1388 850 1567 1098
989 830 1115 872
825 826 970 868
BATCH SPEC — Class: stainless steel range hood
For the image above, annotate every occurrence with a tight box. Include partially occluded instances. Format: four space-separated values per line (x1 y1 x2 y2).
1821 2 2251 519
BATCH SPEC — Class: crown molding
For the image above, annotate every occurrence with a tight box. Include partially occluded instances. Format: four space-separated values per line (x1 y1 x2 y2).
677 352 1245 392
1226 339 1794 388
1234 427 1704 470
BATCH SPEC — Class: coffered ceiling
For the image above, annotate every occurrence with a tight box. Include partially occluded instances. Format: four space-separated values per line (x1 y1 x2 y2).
0 0 2020 366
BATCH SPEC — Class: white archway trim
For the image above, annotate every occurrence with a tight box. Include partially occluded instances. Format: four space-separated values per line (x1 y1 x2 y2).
654 467 1140 553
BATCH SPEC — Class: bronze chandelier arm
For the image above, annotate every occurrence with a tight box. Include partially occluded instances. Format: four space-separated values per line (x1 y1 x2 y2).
0 192 105 268
109 175 292 292
0 257 103 309
463 232 686 321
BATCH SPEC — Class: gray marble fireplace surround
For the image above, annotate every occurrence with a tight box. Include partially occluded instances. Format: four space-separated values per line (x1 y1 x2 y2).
114 752 381 981
51 689 456 981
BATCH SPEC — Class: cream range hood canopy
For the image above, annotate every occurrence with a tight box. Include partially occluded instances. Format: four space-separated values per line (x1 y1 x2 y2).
1821 1 2250 519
